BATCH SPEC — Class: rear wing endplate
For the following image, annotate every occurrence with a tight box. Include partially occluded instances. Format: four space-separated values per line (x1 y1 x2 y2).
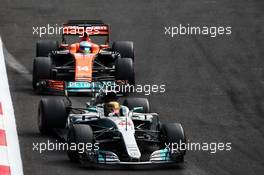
62 20 109 36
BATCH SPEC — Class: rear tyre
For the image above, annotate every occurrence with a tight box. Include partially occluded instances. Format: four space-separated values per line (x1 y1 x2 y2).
38 98 68 134
160 123 186 161
112 41 134 60
32 57 52 90
115 58 135 85
36 40 58 57
67 124 94 163
123 98 150 113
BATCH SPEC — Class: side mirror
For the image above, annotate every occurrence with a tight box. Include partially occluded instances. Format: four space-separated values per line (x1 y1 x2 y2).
87 107 97 113
86 102 91 108
132 107 144 113
100 44 110 49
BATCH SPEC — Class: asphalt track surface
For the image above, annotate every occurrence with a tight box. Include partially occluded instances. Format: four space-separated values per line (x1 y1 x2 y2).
0 0 264 174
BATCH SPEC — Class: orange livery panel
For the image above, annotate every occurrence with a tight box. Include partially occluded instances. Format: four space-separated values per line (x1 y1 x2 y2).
74 53 95 82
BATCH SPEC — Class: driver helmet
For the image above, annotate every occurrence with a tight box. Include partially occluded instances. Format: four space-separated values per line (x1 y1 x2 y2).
104 101 120 116
79 41 92 54
103 92 118 103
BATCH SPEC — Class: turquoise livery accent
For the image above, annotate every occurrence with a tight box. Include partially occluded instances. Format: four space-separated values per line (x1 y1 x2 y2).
66 81 115 92
149 148 171 161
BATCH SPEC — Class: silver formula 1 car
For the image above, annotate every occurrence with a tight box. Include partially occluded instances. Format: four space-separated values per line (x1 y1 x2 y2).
38 93 186 167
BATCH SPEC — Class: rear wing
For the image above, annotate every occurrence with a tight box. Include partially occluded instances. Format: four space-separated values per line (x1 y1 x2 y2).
62 20 109 36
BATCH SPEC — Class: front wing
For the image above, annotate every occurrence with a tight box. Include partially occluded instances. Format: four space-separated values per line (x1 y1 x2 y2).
80 148 184 166
35 80 118 94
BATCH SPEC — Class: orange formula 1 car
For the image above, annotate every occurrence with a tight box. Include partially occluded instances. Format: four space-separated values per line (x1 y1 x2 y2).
32 20 135 94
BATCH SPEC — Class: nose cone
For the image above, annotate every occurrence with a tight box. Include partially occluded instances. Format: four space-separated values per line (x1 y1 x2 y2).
119 130 141 160
127 144 141 160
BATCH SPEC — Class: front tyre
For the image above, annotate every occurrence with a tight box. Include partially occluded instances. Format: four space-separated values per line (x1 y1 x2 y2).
32 57 52 90
160 123 186 161
38 98 68 134
67 124 94 163
115 58 135 85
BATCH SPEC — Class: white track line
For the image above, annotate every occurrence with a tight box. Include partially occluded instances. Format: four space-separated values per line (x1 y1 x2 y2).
0 37 23 175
